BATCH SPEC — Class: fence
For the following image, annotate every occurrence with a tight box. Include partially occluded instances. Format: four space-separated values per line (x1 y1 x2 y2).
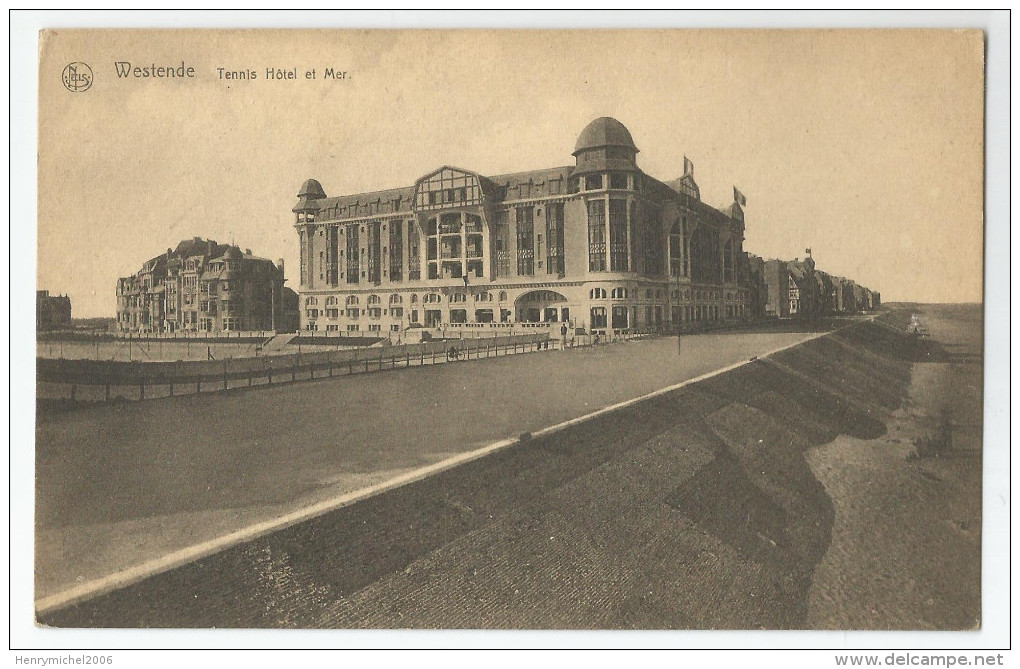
41 332 638 403
38 331 652 404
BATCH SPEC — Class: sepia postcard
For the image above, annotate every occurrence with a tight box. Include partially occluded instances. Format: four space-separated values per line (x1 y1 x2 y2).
16 20 1007 654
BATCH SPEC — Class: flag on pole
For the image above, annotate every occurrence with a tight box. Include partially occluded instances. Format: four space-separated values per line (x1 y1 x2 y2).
683 156 694 177
733 187 747 207
805 247 812 257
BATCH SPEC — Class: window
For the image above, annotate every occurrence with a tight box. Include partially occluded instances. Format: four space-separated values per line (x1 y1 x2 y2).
590 288 607 299
450 293 467 303
516 206 534 276
450 309 467 324
584 173 603 191
494 210 511 278
474 291 491 302
590 307 607 328
410 294 418 303
546 202 565 275
475 309 494 323
345 295 359 306
610 172 628 189
367 221 382 283
499 291 508 301
325 296 338 306
389 294 403 305
612 306 629 329
609 199 629 272
346 224 360 283
306 296 319 306
368 295 381 305
391 307 403 318
369 324 381 332
306 309 319 318
611 288 628 299
347 324 360 332
327 227 340 286
407 222 421 281
424 293 441 304
587 199 607 272
389 220 403 281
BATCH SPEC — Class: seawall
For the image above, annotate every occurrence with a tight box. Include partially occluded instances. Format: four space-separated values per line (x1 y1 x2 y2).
41 314 938 629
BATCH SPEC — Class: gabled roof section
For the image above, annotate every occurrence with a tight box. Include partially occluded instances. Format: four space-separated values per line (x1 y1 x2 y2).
487 166 573 201
312 185 417 221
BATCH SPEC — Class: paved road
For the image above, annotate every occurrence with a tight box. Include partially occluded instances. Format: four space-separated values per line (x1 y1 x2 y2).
36 328 824 601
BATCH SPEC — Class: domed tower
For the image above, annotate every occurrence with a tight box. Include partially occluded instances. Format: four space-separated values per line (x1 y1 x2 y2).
293 178 326 220
293 179 326 290
571 117 639 176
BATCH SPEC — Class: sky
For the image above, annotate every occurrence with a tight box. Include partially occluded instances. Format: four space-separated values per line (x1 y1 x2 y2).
36 29 985 318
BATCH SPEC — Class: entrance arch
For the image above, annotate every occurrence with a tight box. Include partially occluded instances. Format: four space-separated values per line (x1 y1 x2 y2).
514 289 569 323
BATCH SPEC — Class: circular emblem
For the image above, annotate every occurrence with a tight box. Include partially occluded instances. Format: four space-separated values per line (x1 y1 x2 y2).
61 62 93 92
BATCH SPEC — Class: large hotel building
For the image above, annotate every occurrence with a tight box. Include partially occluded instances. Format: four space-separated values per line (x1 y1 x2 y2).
294 117 750 335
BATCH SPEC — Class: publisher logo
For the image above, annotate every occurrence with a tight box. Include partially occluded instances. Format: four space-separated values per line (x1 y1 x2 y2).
62 62 93 92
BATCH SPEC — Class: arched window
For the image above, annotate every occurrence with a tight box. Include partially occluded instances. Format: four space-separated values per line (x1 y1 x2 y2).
367 294 381 305
450 293 467 303
389 294 403 304
325 296 338 306
424 293 441 304
305 296 318 306
611 288 628 299
345 295 359 306
410 294 419 303
499 291 508 301
590 288 607 299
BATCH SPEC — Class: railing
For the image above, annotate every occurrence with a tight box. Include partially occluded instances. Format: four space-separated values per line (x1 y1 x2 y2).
37 331 648 404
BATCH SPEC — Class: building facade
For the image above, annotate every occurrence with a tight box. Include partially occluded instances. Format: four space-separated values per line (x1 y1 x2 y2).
293 118 751 335
116 237 292 333
37 290 72 331
762 260 790 318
